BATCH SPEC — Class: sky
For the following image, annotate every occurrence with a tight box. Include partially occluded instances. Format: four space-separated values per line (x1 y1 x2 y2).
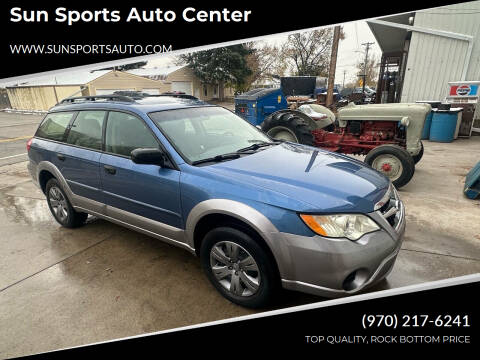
146 19 382 87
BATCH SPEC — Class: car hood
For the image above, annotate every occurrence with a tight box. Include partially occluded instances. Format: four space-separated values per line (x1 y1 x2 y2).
204 143 390 213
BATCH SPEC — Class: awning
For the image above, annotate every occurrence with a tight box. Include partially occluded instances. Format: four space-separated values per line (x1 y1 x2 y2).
367 13 414 53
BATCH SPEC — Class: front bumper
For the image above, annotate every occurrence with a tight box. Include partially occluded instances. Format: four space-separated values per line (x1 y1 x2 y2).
276 198 405 298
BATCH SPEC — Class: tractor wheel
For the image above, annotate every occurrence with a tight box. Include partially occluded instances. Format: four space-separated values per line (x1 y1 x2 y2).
412 141 424 164
261 111 315 146
365 144 415 188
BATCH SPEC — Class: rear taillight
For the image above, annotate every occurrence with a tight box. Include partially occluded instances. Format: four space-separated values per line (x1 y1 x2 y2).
26 138 33 152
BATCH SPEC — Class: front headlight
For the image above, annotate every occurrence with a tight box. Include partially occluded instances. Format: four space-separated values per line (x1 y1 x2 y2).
299 214 380 241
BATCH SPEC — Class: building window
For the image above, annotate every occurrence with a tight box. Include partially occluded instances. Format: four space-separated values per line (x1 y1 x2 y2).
203 84 208 97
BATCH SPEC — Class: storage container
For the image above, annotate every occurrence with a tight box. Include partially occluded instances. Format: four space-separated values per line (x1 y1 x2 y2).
429 109 458 142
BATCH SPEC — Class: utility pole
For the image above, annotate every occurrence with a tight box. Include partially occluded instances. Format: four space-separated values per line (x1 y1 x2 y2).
342 70 346 89
326 26 341 108
360 42 374 95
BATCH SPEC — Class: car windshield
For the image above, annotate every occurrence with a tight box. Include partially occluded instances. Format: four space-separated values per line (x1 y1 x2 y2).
149 107 273 163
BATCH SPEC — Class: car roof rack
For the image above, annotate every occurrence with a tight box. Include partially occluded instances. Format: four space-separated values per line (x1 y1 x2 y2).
111 91 198 100
112 91 150 99
154 94 198 100
59 95 136 105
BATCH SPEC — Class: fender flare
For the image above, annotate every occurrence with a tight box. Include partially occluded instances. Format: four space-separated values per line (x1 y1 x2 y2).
37 161 74 200
185 199 292 278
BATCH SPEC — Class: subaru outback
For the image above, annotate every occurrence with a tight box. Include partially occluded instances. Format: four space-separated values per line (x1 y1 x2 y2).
27 95 405 308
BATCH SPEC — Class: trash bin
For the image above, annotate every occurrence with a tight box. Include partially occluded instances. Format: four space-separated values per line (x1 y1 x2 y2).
450 107 463 139
429 108 458 143
421 112 434 139
416 101 441 139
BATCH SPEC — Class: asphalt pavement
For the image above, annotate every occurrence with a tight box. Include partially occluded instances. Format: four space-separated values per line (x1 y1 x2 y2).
0 112 43 167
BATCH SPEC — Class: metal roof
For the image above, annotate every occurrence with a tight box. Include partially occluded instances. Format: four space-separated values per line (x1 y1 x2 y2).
5 70 111 88
1 66 185 88
127 66 184 78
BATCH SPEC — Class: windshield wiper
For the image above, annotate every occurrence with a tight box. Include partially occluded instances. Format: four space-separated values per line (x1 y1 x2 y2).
236 141 278 153
192 140 282 165
191 153 241 165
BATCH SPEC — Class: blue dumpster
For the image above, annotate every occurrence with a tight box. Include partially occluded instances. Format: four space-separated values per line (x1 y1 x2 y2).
429 109 458 142
234 88 287 126
416 101 441 139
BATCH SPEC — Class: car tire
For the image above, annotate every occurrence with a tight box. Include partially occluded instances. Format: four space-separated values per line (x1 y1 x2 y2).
365 144 415 188
200 227 278 308
412 141 424 164
45 178 88 228
261 111 315 146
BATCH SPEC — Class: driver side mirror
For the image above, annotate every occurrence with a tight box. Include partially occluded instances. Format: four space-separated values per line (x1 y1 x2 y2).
131 148 166 167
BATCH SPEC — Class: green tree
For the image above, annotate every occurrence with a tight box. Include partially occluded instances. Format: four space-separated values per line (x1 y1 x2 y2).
179 45 252 99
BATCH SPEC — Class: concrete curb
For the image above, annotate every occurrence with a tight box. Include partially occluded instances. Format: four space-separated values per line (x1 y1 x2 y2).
1 109 47 115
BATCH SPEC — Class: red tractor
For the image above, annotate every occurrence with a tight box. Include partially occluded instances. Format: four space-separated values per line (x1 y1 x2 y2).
261 103 430 188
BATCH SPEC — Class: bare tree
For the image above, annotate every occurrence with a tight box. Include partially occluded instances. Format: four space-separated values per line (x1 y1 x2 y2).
356 55 379 87
283 29 338 76
242 42 288 90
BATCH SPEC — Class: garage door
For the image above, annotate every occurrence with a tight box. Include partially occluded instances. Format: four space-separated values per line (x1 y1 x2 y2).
171 82 192 95
95 89 134 95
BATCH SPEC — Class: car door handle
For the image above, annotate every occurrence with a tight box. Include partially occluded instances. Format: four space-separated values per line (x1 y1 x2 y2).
57 154 65 161
104 165 116 175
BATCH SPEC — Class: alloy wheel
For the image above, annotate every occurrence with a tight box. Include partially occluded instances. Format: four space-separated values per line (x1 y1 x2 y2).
210 241 261 297
48 186 69 222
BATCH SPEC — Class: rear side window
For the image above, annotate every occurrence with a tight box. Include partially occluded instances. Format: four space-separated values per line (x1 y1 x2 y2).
36 112 75 141
105 111 158 157
66 111 106 150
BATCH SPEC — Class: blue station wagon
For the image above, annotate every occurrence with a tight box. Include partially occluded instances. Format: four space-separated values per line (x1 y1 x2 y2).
27 95 405 308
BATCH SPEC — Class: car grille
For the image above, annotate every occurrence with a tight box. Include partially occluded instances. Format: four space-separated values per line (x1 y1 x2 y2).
376 184 402 231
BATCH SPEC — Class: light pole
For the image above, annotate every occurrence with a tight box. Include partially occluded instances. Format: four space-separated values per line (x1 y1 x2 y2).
326 26 341 108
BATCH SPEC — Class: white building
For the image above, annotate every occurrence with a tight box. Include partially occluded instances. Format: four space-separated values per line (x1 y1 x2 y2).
368 1 480 103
